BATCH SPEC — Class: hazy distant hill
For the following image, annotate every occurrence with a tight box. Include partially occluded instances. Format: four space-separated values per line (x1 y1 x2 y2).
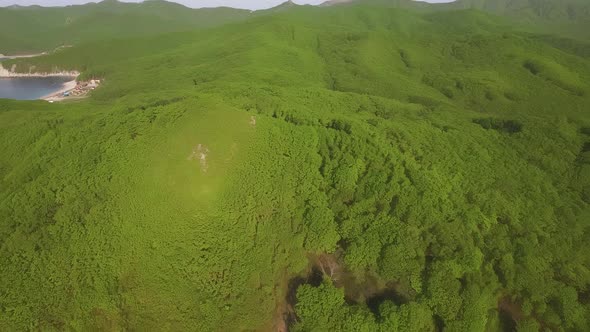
320 0 589 39
0 0 249 54
2 0 587 55
325 0 590 21
451 0 589 18
448 0 590 40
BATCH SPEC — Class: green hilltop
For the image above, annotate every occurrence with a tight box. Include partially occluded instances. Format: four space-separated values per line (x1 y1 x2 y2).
449 0 590 39
0 0 589 331
450 0 590 19
325 0 590 39
0 0 250 54
1 0 587 55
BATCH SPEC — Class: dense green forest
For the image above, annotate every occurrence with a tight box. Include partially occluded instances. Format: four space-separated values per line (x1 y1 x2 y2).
0 0 250 54
0 0 589 331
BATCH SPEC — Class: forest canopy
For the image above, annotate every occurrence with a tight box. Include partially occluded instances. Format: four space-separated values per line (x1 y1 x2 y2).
0 0 589 331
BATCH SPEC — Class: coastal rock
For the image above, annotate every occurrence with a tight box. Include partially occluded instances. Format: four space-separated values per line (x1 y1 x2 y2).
0 63 79 78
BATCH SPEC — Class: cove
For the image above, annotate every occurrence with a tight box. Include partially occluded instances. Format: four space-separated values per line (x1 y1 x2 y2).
0 76 76 100
0 56 77 100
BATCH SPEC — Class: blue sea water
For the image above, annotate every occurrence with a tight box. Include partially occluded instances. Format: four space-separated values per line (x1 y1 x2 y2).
0 77 74 100
0 57 73 100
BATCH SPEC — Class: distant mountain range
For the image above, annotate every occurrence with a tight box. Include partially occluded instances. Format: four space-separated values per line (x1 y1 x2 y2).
0 0 250 54
449 0 590 21
1 0 587 54
321 0 590 21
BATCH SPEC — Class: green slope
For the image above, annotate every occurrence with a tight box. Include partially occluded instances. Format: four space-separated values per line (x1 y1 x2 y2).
0 2 589 331
451 0 590 20
324 0 590 40
450 0 590 39
0 0 250 55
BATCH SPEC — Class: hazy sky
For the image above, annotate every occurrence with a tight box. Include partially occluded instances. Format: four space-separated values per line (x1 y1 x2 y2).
0 0 454 10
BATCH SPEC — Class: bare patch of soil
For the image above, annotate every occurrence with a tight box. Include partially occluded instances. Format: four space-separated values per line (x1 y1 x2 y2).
187 144 210 172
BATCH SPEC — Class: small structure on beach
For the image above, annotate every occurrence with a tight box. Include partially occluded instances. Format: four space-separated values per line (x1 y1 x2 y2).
45 78 102 102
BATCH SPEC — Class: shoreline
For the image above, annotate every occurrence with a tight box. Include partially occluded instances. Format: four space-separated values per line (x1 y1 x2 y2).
0 48 95 102
42 79 79 102
0 63 80 78
0 52 47 60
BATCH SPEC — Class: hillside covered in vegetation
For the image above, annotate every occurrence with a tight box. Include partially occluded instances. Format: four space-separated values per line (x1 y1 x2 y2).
0 0 589 331
0 0 250 54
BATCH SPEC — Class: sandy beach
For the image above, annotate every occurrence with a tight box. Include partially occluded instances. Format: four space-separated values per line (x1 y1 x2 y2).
0 49 82 102
42 79 78 102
